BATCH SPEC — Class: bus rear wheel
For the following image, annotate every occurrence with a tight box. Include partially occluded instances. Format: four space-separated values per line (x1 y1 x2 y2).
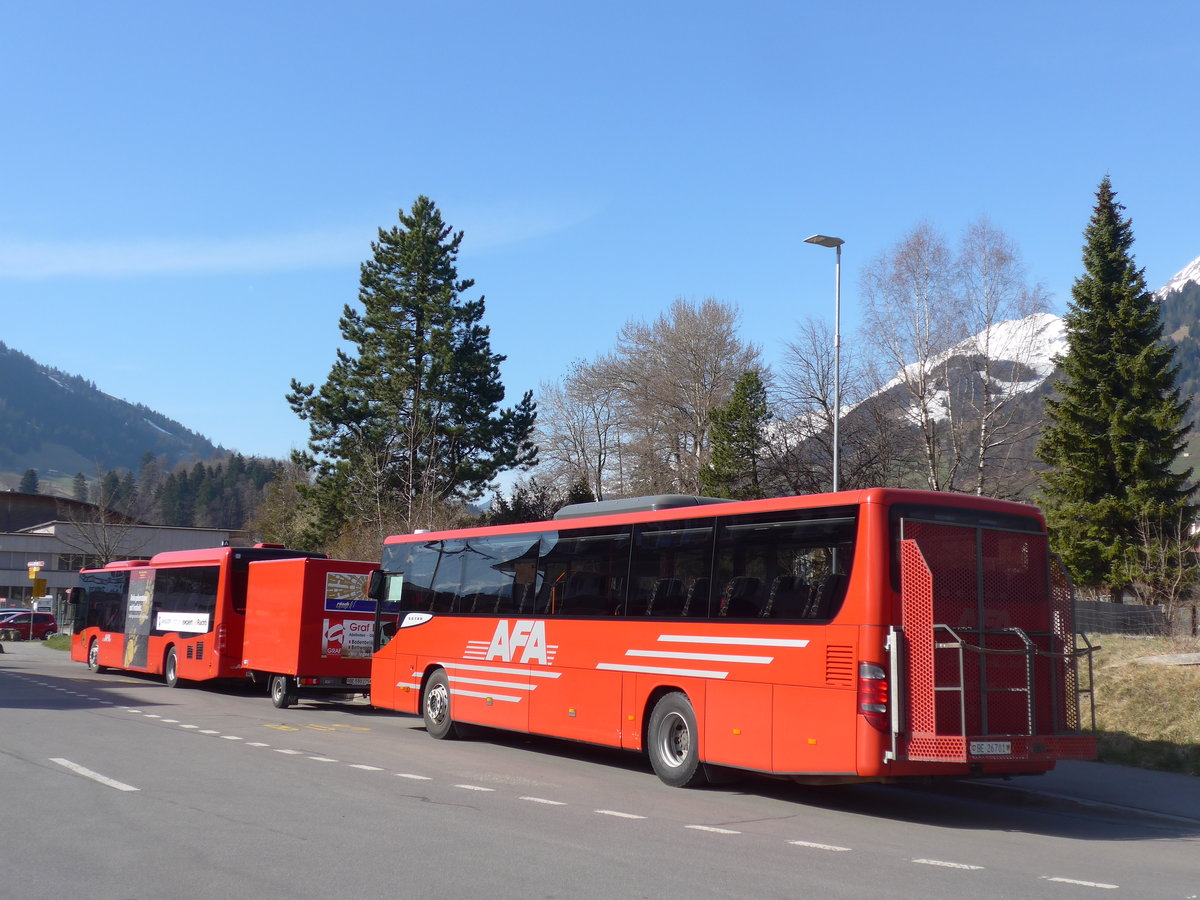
647 692 706 787
164 647 180 688
422 669 459 740
87 639 106 674
270 675 296 709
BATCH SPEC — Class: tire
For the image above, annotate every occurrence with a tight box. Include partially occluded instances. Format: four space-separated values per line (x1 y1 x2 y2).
422 669 459 740
270 674 296 709
647 692 706 787
87 639 106 674
164 647 180 688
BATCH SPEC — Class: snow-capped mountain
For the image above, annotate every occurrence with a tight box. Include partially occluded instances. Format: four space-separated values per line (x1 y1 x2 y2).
1155 254 1200 300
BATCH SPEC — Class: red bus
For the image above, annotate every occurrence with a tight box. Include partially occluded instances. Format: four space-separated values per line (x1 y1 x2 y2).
69 544 326 686
367 489 1096 786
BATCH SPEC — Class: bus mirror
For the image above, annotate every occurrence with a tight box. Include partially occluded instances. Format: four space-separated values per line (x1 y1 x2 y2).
367 570 387 601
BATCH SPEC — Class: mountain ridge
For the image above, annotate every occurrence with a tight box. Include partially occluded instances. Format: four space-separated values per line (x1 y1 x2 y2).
0 341 230 494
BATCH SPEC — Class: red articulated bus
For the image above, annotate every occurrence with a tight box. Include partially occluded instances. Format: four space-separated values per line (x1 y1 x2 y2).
367 488 1097 787
69 544 327 686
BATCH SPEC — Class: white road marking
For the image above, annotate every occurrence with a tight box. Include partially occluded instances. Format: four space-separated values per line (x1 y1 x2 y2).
309 756 338 762
349 764 383 771
51 758 139 792
247 742 270 747
396 773 432 781
686 825 741 834
274 749 303 755
199 729 220 735
1041 877 1119 890
221 735 243 741
913 859 984 870
520 796 567 806
455 784 495 792
788 840 852 852
595 809 646 819
178 724 199 729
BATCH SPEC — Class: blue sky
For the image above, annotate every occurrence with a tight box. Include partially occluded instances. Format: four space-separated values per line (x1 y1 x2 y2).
2 1 1198 466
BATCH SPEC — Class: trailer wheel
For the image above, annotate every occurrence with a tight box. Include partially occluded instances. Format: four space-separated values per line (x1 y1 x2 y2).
647 692 706 787
422 669 459 740
87 639 106 674
270 674 296 709
164 647 180 688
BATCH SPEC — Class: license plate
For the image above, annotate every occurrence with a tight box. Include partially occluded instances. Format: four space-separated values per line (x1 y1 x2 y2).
970 741 1012 756
345 678 370 686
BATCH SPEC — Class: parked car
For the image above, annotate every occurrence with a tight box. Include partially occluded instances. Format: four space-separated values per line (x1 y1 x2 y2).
0 611 58 640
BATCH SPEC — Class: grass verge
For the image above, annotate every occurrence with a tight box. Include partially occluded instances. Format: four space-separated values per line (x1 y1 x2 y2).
1088 633 1200 776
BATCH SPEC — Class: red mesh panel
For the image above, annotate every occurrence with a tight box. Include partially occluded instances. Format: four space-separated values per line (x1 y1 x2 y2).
899 539 938 742
904 522 978 628
981 530 1049 633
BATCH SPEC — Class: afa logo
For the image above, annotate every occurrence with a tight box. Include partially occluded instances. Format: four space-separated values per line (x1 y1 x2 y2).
485 619 549 665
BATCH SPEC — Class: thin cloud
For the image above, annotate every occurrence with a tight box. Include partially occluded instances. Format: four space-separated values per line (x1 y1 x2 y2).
0 201 601 279
0 229 365 279
454 200 601 252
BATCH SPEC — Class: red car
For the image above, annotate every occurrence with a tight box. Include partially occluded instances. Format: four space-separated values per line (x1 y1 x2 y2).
0 611 58 640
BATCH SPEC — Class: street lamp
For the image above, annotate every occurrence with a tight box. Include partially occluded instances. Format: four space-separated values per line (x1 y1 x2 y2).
804 234 844 493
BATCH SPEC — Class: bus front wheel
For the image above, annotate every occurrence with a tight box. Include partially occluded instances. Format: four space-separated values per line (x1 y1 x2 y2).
164 647 180 688
270 675 296 709
423 669 459 740
647 692 706 787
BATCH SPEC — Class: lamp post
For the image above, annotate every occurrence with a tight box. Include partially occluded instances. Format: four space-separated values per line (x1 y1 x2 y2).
804 234 844 492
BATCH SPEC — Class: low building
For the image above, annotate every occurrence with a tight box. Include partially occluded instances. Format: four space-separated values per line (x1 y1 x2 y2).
0 492 248 619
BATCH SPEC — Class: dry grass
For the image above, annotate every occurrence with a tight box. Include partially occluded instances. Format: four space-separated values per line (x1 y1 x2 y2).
1087 633 1200 775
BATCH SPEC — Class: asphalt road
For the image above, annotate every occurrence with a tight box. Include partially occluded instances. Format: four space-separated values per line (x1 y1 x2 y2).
2 641 1198 899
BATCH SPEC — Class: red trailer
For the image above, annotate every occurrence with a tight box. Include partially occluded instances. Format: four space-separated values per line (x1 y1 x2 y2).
241 557 390 708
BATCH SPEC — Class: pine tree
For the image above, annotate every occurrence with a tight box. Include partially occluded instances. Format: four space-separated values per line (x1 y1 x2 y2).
701 370 770 500
19 468 39 493
1037 177 1196 599
72 472 89 502
288 195 537 545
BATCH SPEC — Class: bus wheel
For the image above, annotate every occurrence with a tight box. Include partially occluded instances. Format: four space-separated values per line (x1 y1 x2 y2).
87 639 106 674
164 648 180 688
270 675 296 709
422 669 459 740
647 692 706 787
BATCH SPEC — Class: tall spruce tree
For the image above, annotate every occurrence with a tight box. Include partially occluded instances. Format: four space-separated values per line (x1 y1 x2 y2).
700 370 770 500
1037 177 1196 599
288 196 537 545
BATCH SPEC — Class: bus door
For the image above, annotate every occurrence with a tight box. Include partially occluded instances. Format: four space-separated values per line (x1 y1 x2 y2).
891 514 1094 764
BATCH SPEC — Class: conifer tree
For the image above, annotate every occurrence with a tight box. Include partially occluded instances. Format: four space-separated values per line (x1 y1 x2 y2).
20 468 39 493
288 196 537 545
701 370 770 500
1037 177 1196 598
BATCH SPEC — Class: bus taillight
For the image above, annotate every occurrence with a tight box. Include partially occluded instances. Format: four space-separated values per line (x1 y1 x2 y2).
216 623 228 653
857 662 889 731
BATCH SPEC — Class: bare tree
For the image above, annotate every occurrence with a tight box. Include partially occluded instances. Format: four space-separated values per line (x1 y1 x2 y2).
767 317 918 494
955 218 1051 495
861 223 961 490
860 219 1049 496
530 298 760 498
533 359 626 500
1113 510 1200 630
605 298 761 494
55 473 153 565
